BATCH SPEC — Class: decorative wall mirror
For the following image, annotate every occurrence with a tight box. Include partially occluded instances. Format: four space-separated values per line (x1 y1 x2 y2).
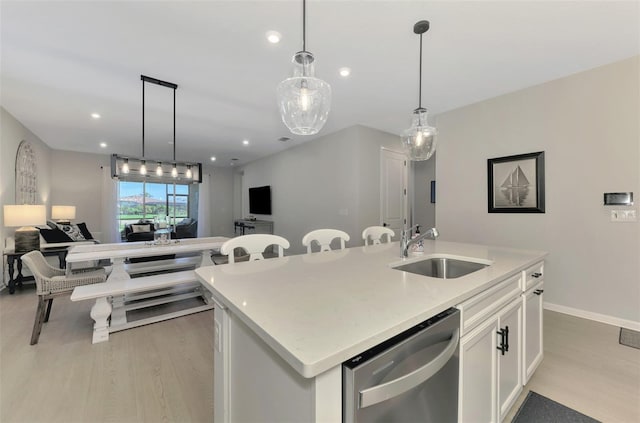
15 140 37 205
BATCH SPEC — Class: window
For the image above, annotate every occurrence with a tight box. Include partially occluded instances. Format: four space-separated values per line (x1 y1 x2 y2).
118 181 197 239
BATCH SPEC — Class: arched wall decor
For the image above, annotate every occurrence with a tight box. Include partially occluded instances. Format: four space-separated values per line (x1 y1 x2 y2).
15 140 37 205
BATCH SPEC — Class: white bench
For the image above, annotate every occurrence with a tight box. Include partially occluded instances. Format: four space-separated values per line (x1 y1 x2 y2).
71 270 213 344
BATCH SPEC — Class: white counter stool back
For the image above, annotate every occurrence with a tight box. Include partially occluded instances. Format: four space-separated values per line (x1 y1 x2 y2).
362 226 395 245
21 250 107 345
220 234 290 264
302 229 350 253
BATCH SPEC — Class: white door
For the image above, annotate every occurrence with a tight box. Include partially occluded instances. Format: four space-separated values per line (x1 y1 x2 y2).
380 148 407 237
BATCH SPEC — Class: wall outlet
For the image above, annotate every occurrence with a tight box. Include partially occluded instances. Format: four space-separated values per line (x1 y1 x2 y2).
610 209 637 222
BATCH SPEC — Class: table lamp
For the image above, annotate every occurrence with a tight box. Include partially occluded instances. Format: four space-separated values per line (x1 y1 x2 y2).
3 205 46 253
51 205 76 225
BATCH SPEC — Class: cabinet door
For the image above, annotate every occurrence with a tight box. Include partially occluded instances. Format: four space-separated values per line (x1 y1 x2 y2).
497 298 522 422
523 281 544 384
459 316 498 423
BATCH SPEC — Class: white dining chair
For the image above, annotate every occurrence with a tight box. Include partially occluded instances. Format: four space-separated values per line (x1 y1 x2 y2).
220 234 290 264
302 229 350 253
362 226 395 245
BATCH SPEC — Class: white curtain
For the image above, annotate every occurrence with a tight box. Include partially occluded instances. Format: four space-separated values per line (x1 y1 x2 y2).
197 173 212 237
101 166 120 243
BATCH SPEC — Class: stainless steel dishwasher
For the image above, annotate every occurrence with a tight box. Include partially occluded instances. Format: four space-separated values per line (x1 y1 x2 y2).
343 307 460 422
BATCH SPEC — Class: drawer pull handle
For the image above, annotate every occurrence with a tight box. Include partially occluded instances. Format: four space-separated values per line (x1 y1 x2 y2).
497 328 507 356
532 272 542 278
534 289 544 296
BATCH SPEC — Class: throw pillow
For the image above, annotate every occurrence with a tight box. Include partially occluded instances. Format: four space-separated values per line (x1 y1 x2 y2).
52 222 86 241
39 228 73 243
131 224 151 233
76 222 94 240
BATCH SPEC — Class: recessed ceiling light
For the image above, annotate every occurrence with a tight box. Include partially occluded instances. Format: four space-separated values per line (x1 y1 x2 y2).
99 142 107 148
91 112 101 119
242 139 250 146
210 156 217 162
339 67 351 77
266 30 281 44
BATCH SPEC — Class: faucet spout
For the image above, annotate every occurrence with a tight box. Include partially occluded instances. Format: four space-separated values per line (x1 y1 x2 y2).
400 227 439 257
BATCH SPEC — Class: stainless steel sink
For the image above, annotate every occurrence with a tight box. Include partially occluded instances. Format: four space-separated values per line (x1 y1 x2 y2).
392 257 489 279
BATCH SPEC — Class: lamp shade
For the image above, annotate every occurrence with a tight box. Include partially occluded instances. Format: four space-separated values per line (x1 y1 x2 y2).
277 51 331 135
401 108 437 161
3 205 46 227
51 205 76 221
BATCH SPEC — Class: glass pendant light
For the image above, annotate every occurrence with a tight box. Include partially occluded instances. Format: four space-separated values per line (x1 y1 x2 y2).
277 0 331 135
156 162 163 176
185 165 193 179
171 164 178 178
140 160 147 175
401 20 437 161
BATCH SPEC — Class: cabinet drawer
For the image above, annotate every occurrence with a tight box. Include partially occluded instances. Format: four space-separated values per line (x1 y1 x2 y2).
457 273 522 336
523 262 544 291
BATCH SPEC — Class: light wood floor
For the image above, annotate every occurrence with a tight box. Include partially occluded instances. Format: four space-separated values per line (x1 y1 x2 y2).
0 284 214 423
1 285 638 423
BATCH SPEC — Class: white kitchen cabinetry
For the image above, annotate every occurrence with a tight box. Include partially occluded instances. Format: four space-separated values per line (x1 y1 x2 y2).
458 271 523 423
522 261 544 384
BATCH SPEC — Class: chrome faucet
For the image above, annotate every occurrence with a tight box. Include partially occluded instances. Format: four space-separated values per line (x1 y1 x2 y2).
400 225 439 257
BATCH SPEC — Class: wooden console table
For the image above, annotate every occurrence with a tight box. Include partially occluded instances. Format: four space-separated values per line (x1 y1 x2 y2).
3 247 68 294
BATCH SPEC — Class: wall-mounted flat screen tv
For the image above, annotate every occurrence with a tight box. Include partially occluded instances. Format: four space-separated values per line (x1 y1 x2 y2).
249 185 271 215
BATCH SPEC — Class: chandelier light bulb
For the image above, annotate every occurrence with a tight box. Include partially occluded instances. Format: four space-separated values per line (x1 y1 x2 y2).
122 159 130 174
171 164 178 178
140 161 147 175
156 163 163 176
186 166 193 179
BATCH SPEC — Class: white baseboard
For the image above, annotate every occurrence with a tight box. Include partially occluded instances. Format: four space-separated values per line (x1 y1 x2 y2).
544 302 640 331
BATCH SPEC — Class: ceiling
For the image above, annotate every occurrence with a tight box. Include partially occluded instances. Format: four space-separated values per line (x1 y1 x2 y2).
2 1 638 167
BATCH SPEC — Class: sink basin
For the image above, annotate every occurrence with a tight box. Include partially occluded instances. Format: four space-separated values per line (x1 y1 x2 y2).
393 257 489 279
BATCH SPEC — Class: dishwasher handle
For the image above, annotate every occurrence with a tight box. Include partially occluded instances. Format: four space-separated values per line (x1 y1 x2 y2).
358 329 459 409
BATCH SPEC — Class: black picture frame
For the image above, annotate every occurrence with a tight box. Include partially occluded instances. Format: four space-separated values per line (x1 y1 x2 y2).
488 151 545 213
430 180 436 204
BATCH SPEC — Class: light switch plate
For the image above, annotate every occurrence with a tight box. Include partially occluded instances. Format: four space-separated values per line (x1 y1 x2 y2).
611 209 637 222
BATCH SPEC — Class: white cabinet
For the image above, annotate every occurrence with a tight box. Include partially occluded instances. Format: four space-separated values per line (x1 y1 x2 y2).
497 298 523 421
523 280 544 383
458 293 523 423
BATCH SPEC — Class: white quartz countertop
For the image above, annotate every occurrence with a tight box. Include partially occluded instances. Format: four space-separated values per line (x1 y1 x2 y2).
196 240 546 378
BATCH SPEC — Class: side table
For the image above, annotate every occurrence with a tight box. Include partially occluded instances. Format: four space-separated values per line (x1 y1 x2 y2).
3 248 68 294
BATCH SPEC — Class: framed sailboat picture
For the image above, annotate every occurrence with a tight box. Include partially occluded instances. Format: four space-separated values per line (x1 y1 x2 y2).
488 151 545 213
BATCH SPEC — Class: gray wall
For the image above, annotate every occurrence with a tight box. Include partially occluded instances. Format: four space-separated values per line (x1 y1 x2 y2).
435 56 640 326
1 107 53 281
50 150 110 239
205 165 235 238
239 125 402 255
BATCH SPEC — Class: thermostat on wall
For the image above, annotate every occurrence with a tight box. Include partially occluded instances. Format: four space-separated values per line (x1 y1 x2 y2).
604 192 633 206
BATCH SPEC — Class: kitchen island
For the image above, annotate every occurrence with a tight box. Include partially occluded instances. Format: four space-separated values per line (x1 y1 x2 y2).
196 240 547 422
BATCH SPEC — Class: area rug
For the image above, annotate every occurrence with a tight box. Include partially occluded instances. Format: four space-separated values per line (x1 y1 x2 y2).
511 391 600 423
619 327 640 349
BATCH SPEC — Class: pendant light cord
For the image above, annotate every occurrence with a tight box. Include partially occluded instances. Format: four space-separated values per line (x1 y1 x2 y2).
142 79 145 158
302 0 306 52
418 32 423 109
173 88 176 161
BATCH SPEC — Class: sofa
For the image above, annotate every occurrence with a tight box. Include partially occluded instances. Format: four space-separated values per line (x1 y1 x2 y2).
124 218 198 242
124 220 164 242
